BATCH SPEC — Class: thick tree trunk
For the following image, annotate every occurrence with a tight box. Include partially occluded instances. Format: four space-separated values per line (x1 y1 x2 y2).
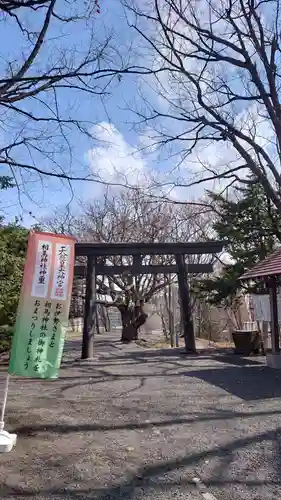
120 304 148 343
120 308 136 342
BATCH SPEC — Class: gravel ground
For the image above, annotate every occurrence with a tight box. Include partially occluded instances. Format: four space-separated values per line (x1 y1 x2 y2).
1 333 281 500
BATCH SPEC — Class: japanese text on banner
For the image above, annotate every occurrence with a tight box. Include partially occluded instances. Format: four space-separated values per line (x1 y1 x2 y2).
51 244 71 301
8 232 75 379
31 241 52 298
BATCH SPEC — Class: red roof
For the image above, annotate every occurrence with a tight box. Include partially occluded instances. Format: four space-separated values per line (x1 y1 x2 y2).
240 247 281 280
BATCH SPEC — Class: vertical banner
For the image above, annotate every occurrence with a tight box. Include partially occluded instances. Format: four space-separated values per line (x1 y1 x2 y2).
8 232 76 379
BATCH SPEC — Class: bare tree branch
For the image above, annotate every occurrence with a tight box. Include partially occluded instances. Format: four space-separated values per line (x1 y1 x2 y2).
122 0 281 210
42 189 215 339
0 0 163 203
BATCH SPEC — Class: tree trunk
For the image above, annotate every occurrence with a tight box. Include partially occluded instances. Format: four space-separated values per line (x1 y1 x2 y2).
104 307 111 332
120 304 148 343
100 304 110 332
120 308 136 342
95 307 100 334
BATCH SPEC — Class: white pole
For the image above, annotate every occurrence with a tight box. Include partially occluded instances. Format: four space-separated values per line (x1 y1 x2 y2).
0 373 17 452
0 374 10 431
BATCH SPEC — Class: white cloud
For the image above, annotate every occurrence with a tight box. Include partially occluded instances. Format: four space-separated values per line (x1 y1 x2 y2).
138 126 159 154
86 121 204 202
174 101 275 189
85 100 274 205
87 122 149 187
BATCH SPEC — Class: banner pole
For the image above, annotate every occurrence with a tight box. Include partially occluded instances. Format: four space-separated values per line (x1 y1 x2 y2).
0 373 10 431
0 374 17 453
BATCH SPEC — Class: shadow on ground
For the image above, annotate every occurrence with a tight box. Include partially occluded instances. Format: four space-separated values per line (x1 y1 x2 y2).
3 337 281 500
60 347 273 402
11 407 281 437
185 364 281 401
3 419 281 499
99 346 263 365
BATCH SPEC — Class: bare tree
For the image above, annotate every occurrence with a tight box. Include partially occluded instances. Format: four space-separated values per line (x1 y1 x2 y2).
82 191 175 341
84 190 215 341
0 0 152 202
44 189 213 342
123 0 281 210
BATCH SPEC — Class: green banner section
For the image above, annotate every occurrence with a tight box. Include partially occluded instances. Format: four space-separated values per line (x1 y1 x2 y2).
8 232 75 379
9 299 66 379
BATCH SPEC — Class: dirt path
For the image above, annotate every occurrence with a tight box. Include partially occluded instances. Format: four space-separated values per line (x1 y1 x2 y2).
1 333 281 500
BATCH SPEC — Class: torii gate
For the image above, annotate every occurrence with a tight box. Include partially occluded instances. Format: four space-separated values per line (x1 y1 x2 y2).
74 240 224 358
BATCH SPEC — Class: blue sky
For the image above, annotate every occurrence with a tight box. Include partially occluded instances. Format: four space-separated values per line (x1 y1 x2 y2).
0 0 243 227
0 0 159 226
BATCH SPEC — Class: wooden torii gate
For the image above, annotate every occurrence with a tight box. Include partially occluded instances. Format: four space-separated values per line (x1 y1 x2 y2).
74 241 224 359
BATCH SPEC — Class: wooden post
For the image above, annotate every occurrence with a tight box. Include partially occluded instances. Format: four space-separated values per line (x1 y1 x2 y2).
268 277 280 354
168 280 174 348
171 282 177 347
81 255 96 359
175 286 180 348
95 305 100 335
176 254 196 353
